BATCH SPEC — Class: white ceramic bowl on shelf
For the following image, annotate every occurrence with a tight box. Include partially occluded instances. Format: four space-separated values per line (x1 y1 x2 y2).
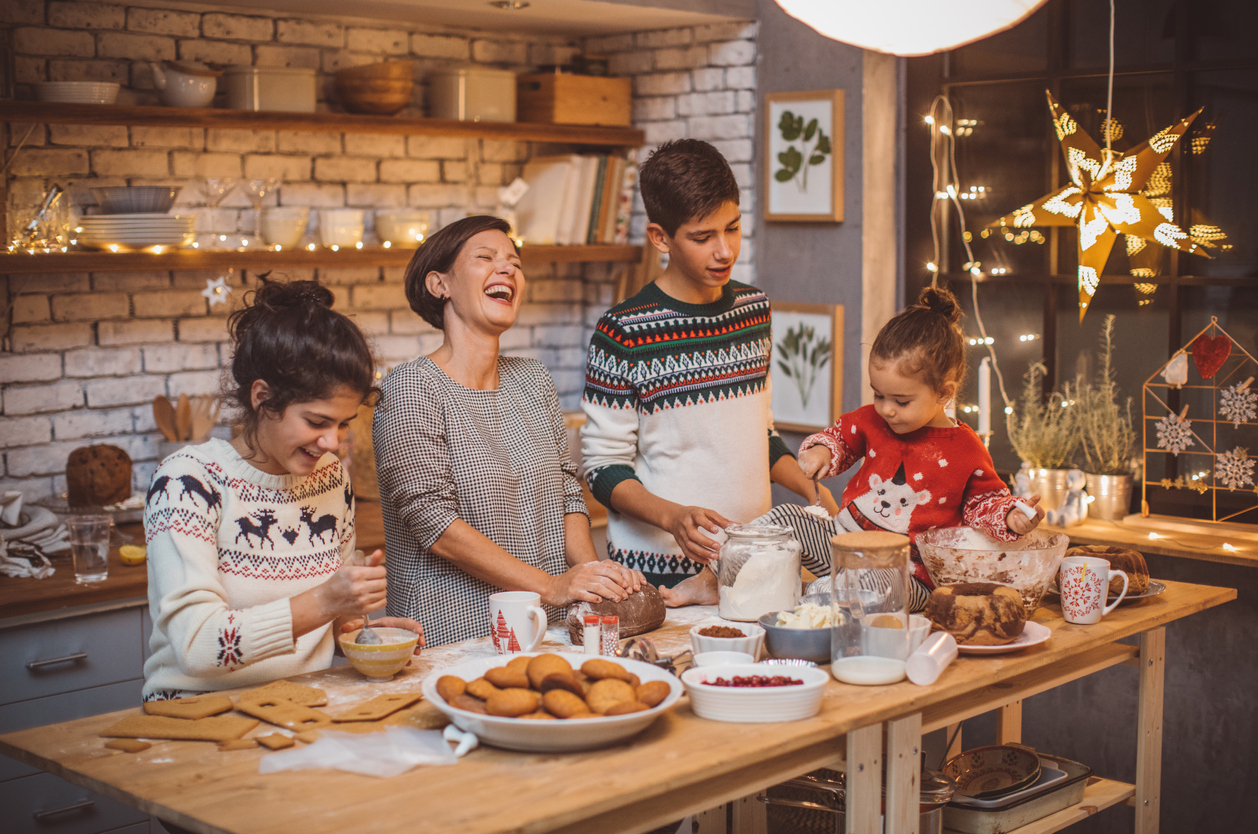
681 663 828 723
374 209 430 247
422 652 682 753
318 208 364 248
35 81 120 104
261 207 310 248
689 622 765 659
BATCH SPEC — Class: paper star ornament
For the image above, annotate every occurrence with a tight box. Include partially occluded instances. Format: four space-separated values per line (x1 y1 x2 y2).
990 91 1209 320
202 275 231 307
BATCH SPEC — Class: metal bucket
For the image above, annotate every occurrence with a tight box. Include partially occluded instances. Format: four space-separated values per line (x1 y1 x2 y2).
1085 473 1133 521
1024 468 1072 514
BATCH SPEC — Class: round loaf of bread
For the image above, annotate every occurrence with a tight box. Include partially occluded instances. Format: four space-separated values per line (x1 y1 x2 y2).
66 444 132 508
924 582 1026 645
1066 545 1149 595
566 583 666 645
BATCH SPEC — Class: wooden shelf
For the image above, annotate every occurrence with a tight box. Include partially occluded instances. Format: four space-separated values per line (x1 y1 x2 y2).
0 243 641 274
944 777 1136 834
0 101 644 146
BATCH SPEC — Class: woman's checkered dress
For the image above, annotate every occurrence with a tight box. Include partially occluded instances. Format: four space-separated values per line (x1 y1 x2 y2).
373 356 588 647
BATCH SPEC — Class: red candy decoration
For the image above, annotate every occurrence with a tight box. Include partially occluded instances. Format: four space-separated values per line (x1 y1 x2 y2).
1192 334 1232 380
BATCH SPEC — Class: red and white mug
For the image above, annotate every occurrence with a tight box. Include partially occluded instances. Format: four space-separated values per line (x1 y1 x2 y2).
1058 556 1129 624
489 591 547 654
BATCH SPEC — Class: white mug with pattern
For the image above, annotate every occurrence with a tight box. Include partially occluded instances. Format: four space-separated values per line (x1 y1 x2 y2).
1059 556 1128 624
489 591 547 654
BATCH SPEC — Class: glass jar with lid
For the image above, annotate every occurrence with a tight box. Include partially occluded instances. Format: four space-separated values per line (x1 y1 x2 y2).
829 530 912 685
717 523 802 622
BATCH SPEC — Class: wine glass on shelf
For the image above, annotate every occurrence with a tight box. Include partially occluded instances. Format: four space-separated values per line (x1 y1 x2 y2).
242 178 278 245
200 178 237 249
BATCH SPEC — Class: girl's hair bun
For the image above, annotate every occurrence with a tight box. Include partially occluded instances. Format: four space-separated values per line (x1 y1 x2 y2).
251 278 333 311
917 286 961 324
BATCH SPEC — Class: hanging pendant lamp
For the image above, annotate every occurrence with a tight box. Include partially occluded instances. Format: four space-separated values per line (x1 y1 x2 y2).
773 0 1050 56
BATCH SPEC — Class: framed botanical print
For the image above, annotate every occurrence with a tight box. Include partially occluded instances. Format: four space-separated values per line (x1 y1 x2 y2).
770 302 844 433
764 89 845 223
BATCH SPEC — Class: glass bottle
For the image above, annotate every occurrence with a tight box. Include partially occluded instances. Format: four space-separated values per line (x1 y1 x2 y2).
830 530 912 685
716 523 802 622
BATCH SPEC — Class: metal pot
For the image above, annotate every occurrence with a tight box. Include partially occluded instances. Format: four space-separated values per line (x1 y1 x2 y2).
1023 468 1072 514
1085 473 1133 521
760 767 955 834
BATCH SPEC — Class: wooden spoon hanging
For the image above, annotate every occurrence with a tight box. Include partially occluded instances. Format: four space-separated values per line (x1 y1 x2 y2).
153 396 178 442
175 394 192 441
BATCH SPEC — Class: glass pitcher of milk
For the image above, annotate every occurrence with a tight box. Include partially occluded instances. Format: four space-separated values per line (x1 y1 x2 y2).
830 531 912 685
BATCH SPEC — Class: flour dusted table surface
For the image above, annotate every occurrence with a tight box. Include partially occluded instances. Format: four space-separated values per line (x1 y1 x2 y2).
0 581 1233 834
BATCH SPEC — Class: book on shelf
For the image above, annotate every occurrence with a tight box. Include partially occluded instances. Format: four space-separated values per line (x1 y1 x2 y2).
517 152 636 247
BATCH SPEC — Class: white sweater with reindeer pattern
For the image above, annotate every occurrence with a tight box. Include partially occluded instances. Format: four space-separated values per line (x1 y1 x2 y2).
141 438 355 700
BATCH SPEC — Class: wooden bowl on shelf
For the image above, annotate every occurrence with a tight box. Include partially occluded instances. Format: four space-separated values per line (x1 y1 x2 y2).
335 61 414 115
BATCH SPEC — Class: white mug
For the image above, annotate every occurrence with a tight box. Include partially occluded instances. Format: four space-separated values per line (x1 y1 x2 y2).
1059 556 1128 624
489 591 547 654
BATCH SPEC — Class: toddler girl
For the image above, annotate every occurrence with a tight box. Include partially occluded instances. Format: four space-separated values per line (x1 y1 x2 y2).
778 286 1043 611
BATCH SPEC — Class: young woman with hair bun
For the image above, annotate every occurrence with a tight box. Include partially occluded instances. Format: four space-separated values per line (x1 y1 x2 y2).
141 279 423 701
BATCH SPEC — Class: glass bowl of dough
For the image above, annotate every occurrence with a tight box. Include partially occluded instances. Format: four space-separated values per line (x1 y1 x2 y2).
917 527 1069 614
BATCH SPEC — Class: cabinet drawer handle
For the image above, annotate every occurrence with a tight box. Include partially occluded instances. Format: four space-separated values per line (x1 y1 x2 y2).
26 652 88 670
33 798 95 820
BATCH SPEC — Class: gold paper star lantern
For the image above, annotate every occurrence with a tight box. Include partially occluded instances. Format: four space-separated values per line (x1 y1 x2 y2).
990 92 1209 320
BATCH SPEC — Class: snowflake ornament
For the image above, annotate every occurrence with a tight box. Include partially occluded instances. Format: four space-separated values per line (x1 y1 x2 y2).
1155 410 1195 456
1215 447 1255 491
1220 379 1257 429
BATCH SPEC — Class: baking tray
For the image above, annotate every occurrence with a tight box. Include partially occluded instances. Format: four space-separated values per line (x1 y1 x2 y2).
943 754 1092 834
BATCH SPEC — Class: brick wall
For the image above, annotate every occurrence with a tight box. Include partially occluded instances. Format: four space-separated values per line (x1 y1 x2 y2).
0 3 758 503
583 20 758 287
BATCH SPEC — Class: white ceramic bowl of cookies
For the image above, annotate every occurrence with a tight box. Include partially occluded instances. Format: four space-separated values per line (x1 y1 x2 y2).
690 622 765 658
681 663 829 723
421 652 682 752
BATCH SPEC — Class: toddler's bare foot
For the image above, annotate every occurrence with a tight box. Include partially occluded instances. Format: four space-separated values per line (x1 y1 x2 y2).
659 569 718 607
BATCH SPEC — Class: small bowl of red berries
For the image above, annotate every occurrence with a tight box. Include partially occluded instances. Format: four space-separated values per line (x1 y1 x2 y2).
680 663 828 722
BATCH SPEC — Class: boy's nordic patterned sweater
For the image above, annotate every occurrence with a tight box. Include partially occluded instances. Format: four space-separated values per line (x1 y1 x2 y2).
581 280 791 581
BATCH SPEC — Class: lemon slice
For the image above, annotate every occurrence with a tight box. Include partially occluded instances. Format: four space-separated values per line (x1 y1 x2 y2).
119 544 147 566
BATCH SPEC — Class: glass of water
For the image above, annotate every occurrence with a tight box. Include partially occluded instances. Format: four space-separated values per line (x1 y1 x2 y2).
67 514 112 584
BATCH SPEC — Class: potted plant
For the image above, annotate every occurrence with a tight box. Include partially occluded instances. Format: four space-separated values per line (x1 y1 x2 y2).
1067 315 1137 520
1006 361 1079 512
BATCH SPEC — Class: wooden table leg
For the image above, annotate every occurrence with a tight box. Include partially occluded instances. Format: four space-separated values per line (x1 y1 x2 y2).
885 714 922 834
730 794 766 834
693 806 726 834
995 700 1023 745
944 721 963 761
846 723 883 834
1135 626 1165 834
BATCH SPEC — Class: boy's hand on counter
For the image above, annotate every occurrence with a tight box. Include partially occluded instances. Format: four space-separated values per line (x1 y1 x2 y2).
665 505 732 565
1007 494 1045 536
798 445 832 480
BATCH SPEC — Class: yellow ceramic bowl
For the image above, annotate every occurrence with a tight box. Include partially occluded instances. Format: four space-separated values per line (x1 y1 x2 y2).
338 627 418 679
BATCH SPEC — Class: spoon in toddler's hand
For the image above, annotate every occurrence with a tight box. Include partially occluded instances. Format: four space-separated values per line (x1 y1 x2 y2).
350 549 383 645
803 477 831 520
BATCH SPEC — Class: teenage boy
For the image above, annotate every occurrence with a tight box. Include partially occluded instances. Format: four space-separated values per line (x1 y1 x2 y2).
580 139 838 605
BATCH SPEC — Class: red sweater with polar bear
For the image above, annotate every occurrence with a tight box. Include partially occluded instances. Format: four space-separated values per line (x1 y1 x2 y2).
804 405 1019 587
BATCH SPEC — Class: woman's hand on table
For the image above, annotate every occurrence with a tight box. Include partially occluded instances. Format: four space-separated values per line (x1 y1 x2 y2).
544 559 645 607
341 616 426 654
665 505 731 564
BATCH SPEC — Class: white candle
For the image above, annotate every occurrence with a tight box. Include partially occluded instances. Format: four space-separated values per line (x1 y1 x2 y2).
978 357 992 435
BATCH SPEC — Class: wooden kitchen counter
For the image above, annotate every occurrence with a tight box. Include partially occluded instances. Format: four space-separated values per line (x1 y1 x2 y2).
0 580 1234 834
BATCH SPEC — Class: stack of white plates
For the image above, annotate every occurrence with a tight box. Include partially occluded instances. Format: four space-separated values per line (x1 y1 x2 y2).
34 81 121 105
78 213 196 250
